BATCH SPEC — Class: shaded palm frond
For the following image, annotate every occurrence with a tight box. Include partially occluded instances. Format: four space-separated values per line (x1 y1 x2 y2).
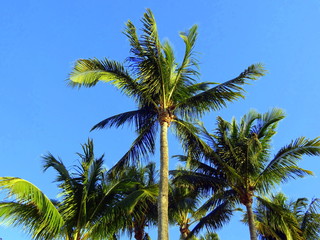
188 201 233 238
107 119 158 175
177 64 266 118
91 108 157 131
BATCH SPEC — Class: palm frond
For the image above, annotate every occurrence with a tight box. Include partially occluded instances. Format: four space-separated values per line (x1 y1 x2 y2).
0 177 64 239
188 201 233 238
69 58 138 92
91 108 157 131
256 137 320 192
168 25 200 101
171 170 224 195
177 63 266 118
298 198 320 239
254 195 303 240
172 118 211 159
108 119 158 174
42 153 73 185
252 108 285 138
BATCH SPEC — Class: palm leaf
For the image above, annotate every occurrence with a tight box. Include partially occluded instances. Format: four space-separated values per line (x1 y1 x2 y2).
0 177 64 239
256 137 320 193
177 63 266 118
108 118 158 174
188 201 233 238
91 108 157 131
68 58 142 98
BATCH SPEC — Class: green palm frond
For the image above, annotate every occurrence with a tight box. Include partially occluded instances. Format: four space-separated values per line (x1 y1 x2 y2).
0 178 64 239
177 63 266 118
252 108 285 138
255 195 302 240
256 137 320 192
171 170 223 194
69 58 141 96
42 153 74 190
168 25 199 100
117 185 158 214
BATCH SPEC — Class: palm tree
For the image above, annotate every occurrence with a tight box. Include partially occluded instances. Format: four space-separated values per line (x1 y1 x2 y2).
170 157 227 240
173 109 320 240
0 140 129 240
169 178 199 239
198 232 220 240
68 9 265 239
112 162 158 240
254 193 320 240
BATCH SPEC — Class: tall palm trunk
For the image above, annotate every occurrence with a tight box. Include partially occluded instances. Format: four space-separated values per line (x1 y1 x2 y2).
245 202 257 240
158 121 169 240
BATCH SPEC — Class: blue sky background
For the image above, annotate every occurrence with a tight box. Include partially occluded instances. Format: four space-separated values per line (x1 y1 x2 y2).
1 0 320 239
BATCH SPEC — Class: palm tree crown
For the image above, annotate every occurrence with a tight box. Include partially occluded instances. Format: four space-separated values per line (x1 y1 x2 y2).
0 140 129 240
254 193 320 240
68 9 265 240
173 109 320 240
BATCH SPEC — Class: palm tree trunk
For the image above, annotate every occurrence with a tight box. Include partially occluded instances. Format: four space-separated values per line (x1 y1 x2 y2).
134 226 145 240
245 202 257 240
158 121 169 240
179 223 190 239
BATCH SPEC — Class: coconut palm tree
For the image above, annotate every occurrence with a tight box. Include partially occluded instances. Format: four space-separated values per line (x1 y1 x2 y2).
198 232 220 240
0 140 129 240
169 179 199 239
254 193 320 240
173 109 320 240
112 162 158 240
68 9 265 239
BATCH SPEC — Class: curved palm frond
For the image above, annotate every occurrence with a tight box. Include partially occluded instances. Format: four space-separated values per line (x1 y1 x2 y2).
177 63 266 118
0 178 65 239
254 195 302 240
69 58 141 97
255 137 320 193
108 118 158 175
297 197 320 239
91 108 157 131
188 200 233 238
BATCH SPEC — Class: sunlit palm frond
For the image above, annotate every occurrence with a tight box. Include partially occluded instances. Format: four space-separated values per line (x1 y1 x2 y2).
0 178 64 239
117 185 158 215
251 108 285 139
256 137 320 192
171 169 224 195
168 25 199 101
69 58 141 97
254 194 304 240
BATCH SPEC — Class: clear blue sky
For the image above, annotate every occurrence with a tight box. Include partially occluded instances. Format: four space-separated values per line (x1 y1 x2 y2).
1 0 320 239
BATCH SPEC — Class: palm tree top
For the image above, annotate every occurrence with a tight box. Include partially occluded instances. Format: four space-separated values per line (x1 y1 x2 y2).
68 9 265 121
